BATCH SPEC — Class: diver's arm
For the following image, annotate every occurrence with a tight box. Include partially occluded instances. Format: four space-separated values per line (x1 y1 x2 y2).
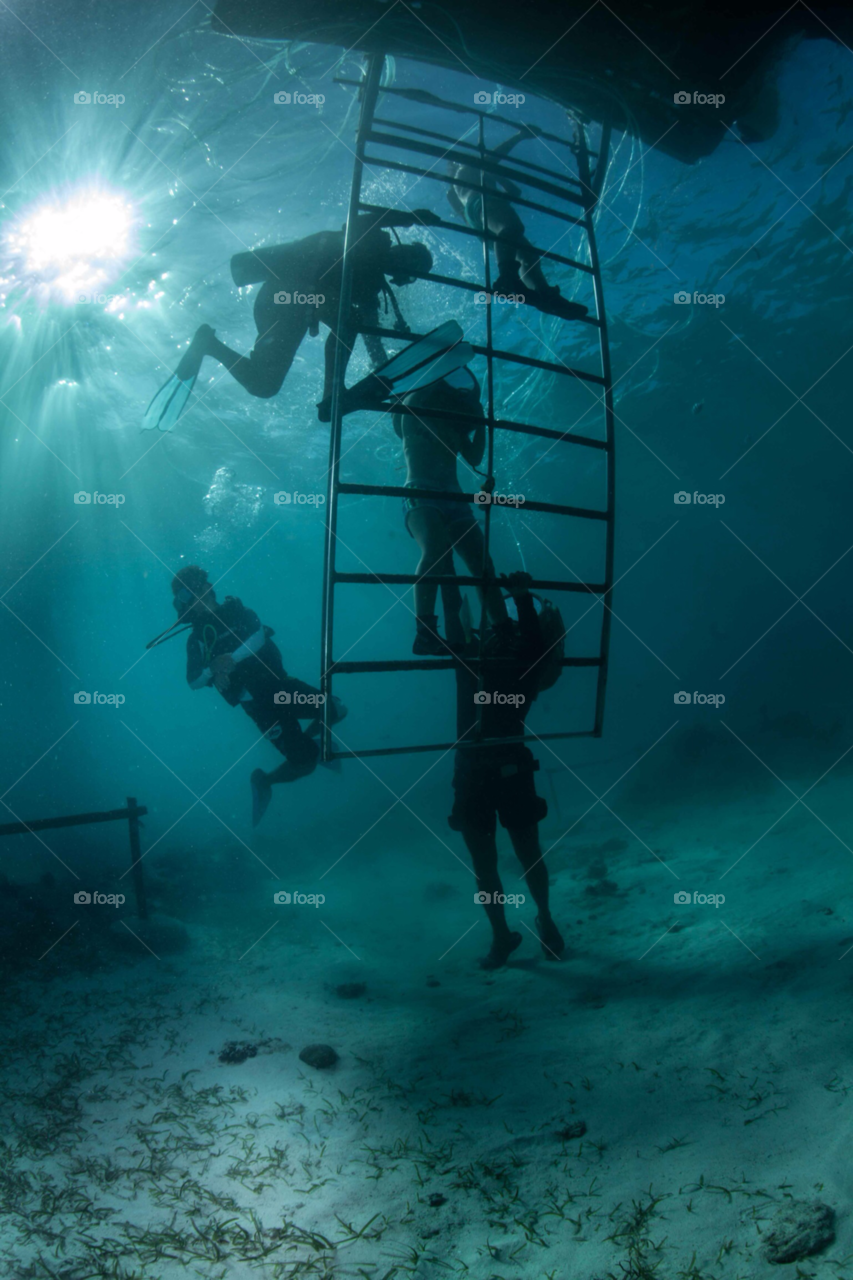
510 577 544 664
231 628 266 663
491 128 537 159
186 638 213 690
459 421 486 469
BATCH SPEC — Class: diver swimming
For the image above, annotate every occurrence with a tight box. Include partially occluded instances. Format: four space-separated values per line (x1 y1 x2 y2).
450 570 565 970
166 565 346 826
143 205 443 432
393 369 510 655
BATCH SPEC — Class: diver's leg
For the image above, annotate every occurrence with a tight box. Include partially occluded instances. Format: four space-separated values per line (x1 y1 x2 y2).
461 826 522 969
440 577 466 648
454 522 509 626
206 283 309 399
507 823 565 960
406 505 456 653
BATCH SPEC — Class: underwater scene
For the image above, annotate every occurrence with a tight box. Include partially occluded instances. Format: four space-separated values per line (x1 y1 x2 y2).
2 1 853 1277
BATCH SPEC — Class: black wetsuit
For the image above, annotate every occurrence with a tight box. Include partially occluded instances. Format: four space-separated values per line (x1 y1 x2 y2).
186 597 320 772
450 595 548 834
226 208 427 395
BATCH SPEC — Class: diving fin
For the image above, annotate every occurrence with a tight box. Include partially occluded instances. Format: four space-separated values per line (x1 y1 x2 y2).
142 372 196 432
317 321 474 421
142 326 214 432
251 769 273 828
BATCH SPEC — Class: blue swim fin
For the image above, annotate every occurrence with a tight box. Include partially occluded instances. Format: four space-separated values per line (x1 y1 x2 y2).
317 321 474 421
142 372 196 432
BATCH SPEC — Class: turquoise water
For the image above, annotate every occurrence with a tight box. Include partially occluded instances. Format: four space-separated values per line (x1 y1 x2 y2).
1 6 853 1278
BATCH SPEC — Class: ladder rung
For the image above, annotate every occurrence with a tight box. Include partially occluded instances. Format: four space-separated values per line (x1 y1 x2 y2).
362 155 587 229
334 78 597 159
359 202 595 274
370 119 587 196
327 732 594 757
356 326 609 407
335 483 609 521
329 657 602 674
333 571 609 592
367 130 589 208
360 275 601 328
471 341 605 381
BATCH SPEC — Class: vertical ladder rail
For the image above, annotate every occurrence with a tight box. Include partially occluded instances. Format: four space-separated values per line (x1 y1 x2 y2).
475 112 496 739
320 53 385 762
576 125 615 737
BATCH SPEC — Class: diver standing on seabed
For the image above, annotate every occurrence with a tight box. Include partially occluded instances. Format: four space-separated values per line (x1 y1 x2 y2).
451 571 565 969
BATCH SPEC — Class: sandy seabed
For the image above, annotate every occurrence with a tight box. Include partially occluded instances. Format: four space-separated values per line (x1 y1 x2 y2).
2 762 852 1280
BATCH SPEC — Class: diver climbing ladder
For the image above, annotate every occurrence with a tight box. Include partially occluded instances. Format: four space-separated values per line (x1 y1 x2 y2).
320 55 615 760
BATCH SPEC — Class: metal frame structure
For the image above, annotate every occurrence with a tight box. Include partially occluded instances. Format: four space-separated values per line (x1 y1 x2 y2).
0 797 149 918
320 55 615 761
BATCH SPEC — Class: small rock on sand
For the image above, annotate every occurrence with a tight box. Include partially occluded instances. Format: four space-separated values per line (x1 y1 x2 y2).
557 1120 587 1140
299 1044 339 1070
335 982 366 999
764 1200 835 1264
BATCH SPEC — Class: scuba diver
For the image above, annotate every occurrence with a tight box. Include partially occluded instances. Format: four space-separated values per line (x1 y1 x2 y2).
143 206 441 432
393 370 510 655
166 565 346 826
448 128 588 322
451 570 565 970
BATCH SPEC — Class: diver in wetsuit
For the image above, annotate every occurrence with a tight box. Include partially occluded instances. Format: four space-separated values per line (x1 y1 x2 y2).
171 565 346 826
393 370 509 655
179 206 440 419
448 128 588 322
451 571 564 969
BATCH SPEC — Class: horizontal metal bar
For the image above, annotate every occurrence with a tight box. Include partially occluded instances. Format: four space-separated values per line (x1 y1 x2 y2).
334 79 597 158
333 572 608 592
369 120 587 195
362 155 588 228
336 482 608 521
329 729 596 759
0 804 148 838
368 130 588 208
329 656 602 673
470 341 605 382
359 201 595 275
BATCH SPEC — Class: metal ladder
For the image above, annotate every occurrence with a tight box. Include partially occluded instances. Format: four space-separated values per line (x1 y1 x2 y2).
320 54 615 762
